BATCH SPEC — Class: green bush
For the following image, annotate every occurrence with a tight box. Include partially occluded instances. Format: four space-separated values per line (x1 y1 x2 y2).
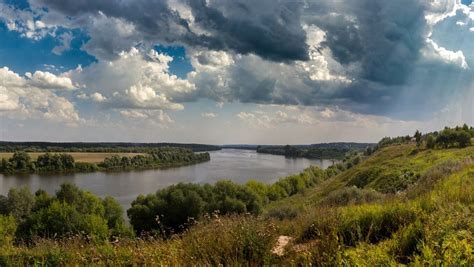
347 168 382 188
0 215 17 246
0 183 130 242
6 187 35 221
128 182 263 236
266 206 298 220
391 221 424 263
338 204 418 246
321 186 383 206
26 201 108 241
180 216 278 265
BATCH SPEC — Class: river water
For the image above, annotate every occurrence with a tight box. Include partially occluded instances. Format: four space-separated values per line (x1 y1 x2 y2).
0 149 334 211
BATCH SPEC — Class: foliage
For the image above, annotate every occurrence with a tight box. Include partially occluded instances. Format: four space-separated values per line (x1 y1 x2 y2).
320 186 383 206
372 124 473 153
257 144 359 159
0 184 131 242
435 126 472 148
180 215 278 265
0 152 34 173
3 187 35 222
99 148 210 170
0 215 17 247
128 181 263 236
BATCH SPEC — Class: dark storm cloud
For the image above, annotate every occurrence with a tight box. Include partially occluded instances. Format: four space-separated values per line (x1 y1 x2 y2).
190 0 436 115
305 0 428 85
29 0 308 61
185 0 308 61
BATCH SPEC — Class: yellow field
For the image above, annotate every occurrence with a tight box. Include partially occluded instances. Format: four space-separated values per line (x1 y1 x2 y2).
0 152 145 163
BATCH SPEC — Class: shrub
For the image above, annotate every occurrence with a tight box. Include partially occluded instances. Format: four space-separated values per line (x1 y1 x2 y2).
1 184 130 242
0 215 17 246
6 187 35 221
74 162 99 172
180 216 278 265
426 134 436 149
347 168 382 188
338 204 418 246
266 207 298 220
128 182 264 236
320 186 383 206
391 221 424 263
26 201 109 241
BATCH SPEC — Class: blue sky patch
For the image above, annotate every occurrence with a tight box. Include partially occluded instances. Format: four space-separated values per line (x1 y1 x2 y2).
154 45 194 78
0 24 95 74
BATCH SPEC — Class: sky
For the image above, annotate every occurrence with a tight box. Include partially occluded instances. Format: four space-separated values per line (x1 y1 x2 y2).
0 0 473 144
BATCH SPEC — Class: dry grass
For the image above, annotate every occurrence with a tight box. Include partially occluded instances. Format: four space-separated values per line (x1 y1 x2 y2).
0 152 144 163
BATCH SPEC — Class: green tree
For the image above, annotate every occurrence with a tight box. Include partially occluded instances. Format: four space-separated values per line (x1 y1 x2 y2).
0 215 17 246
426 134 436 149
7 187 35 221
103 196 131 236
414 130 422 148
457 130 471 148
9 151 32 171
27 201 108 240
0 195 9 215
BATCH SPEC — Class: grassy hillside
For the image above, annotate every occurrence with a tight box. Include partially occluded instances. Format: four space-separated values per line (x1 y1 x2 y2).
266 143 474 211
1 143 473 265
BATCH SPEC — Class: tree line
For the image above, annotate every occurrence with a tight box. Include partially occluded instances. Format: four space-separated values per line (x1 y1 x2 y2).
256 145 363 159
99 149 210 170
365 124 473 155
0 142 221 153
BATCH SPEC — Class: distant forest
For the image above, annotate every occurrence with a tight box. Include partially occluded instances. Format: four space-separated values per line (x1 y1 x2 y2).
256 143 374 159
0 142 221 153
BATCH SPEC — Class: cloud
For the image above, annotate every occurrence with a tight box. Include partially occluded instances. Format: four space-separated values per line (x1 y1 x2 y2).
201 112 217 118
305 0 428 86
28 0 309 61
77 92 107 103
52 32 73 55
90 92 106 103
0 67 81 124
183 0 473 120
119 109 174 126
0 0 472 128
237 108 317 128
320 108 335 119
119 110 149 119
69 48 193 110
26 71 77 90
0 86 20 111
0 3 54 40
423 38 469 69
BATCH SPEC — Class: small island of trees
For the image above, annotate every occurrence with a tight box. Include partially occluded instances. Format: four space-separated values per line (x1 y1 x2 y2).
0 147 210 174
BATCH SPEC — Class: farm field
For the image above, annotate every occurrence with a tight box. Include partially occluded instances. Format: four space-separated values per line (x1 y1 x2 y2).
0 152 144 163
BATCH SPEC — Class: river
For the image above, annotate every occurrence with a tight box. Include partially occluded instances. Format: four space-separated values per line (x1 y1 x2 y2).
0 149 334 211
